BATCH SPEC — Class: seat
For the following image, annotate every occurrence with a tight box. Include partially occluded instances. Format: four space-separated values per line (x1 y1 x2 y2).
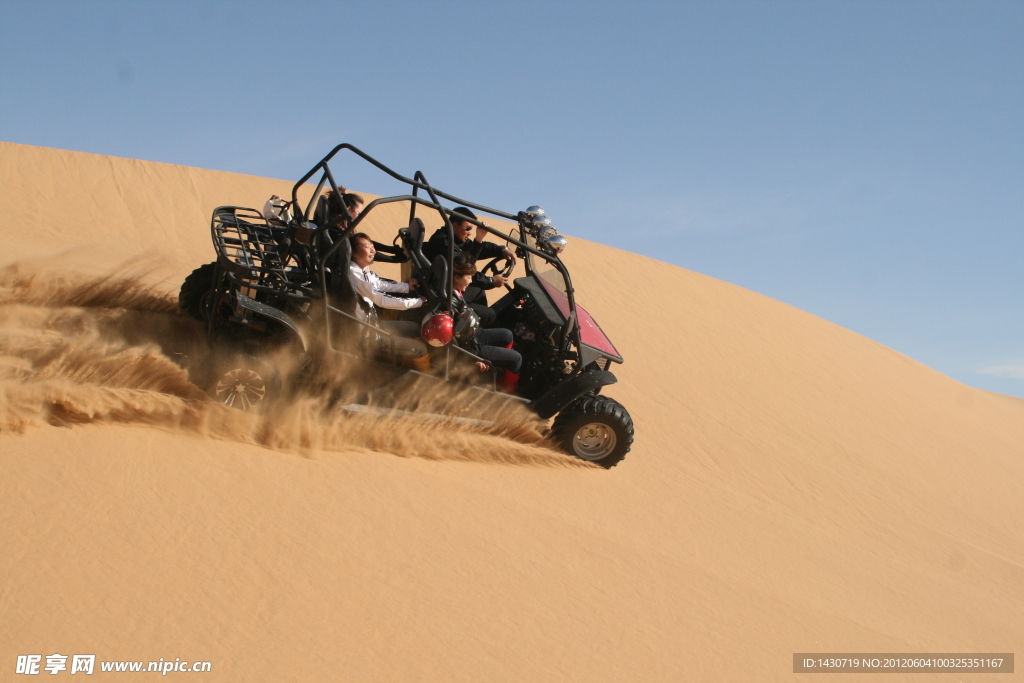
398 218 449 304
401 218 433 271
326 234 359 313
313 194 333 230
426 255 448 303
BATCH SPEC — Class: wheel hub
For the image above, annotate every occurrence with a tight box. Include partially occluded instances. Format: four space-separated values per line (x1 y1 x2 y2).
215 368 266 410
572 422 617 460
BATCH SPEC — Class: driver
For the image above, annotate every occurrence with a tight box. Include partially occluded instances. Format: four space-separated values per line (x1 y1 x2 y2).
423 206 515 327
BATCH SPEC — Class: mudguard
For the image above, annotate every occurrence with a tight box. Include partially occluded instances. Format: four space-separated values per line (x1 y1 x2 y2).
235 293 309 351
529 369 617 420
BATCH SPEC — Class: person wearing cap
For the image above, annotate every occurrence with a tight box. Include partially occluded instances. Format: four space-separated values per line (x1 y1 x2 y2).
422 206 515 326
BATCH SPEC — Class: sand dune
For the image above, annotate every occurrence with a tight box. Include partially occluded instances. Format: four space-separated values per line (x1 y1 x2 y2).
2 142 1021 681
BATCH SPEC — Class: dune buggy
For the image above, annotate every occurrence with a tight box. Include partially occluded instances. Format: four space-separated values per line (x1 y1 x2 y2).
178 144 633 467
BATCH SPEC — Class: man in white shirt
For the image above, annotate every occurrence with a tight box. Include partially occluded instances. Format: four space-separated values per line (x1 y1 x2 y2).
349 232 424 338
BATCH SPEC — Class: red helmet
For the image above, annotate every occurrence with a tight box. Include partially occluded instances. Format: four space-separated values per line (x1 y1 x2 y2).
421 312 454 347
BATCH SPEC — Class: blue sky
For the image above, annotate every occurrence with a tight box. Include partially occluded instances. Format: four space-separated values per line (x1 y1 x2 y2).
2 0 1022 396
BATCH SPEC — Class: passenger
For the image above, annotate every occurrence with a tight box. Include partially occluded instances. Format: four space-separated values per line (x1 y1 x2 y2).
423 206 515 327
343 192 363 222
451 254 521 383
320 190 365 285
349 232 424 338
323 190 364 231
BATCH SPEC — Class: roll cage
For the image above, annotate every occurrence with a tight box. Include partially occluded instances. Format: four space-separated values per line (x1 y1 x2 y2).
291 144 590 379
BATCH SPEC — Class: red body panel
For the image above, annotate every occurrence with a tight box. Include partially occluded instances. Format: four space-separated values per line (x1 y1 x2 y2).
537 278 621 360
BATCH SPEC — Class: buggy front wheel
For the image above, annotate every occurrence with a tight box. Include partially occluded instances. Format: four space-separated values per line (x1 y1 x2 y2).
551 395 634 469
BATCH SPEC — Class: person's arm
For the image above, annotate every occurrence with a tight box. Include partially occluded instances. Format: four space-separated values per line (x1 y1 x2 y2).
474 240 507 260
470 242 511 289
472 272 496 290
350 267 424 310
472 223 516 263
372 274 411 294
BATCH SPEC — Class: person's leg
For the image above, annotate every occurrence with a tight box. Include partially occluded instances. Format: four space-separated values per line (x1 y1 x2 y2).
477 345 522 374
475 327 512 348
377 321 429 367
381 320 422 338
475 328 520 391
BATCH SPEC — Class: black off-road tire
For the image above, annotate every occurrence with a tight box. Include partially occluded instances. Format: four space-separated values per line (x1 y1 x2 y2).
200 353 281 412
551 395 634 469
178 262 217 321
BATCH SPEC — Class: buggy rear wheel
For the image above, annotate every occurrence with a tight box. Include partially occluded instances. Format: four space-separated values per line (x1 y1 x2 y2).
551 395 634 469
178 262 217 321
202 354 280 411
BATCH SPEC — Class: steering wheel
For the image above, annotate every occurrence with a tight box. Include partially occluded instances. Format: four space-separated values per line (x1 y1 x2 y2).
480 255 515 282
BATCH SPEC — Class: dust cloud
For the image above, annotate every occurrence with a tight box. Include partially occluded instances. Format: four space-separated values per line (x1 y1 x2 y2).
0 260 582 467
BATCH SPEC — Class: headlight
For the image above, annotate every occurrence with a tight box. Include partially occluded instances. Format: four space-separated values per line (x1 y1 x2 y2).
535 226 567 254
531 215 552 230
524 205 545 219
546 234 568 254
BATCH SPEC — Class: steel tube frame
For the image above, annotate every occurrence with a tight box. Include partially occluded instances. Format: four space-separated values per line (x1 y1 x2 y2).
300 144 585 377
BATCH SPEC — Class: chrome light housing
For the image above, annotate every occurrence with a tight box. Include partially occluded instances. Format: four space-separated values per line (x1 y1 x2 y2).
524 205 545 219
546 234 568 254
535 225 568 255
531 214 552 230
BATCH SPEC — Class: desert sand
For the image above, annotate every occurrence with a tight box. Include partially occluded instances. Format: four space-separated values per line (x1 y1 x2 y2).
2 142 1022 681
